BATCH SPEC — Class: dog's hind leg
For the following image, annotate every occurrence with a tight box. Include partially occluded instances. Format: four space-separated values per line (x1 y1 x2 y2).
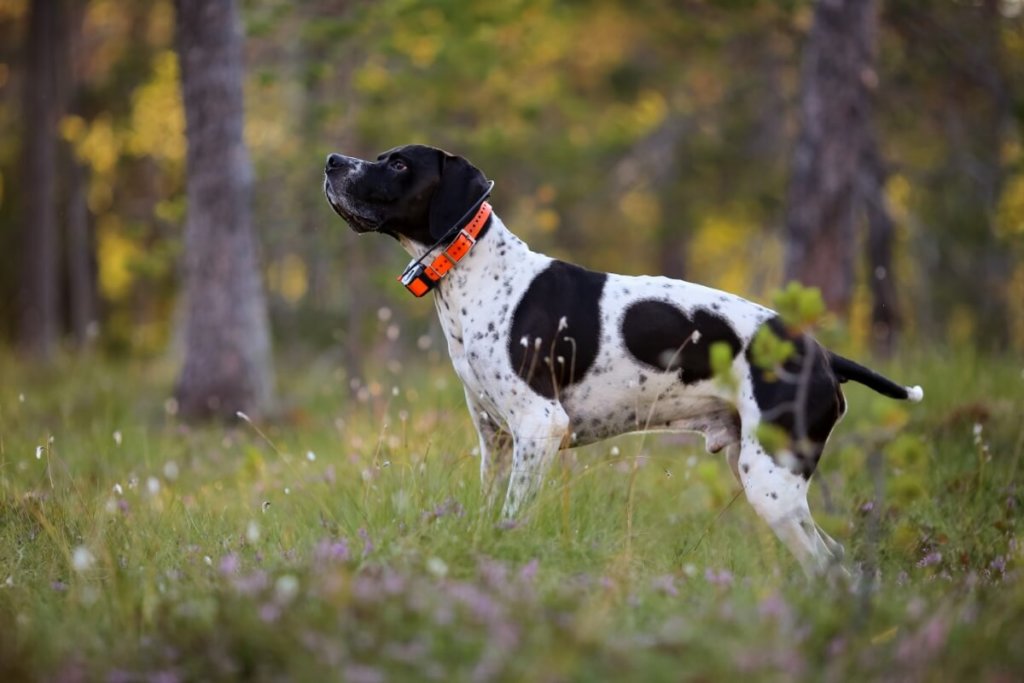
735 431 844 578
501 401 570 519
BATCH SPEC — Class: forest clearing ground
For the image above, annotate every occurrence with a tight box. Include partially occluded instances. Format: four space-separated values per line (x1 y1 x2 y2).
0 349 1022 681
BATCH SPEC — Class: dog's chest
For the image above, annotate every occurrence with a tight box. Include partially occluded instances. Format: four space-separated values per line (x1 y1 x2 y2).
432 231 552 418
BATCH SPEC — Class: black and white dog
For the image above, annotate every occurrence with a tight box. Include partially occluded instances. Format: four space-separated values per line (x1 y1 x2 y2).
324 144 922 576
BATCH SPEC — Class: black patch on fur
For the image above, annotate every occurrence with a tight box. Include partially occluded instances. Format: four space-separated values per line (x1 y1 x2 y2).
621 300 742 384
508 261 607 399
747 317 844 479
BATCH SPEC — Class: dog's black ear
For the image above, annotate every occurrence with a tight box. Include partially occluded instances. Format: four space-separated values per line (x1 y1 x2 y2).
428 153 489 242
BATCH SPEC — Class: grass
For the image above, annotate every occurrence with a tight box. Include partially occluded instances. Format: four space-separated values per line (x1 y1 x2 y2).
0 347 1022 681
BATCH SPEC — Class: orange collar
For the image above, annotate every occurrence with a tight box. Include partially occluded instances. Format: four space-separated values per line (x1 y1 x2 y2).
398 202 493 297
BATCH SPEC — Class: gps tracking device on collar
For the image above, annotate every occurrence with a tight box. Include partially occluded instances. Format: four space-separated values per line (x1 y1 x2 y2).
398 181 495 298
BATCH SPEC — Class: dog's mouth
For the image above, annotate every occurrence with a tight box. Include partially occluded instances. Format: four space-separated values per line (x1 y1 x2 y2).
324 177 378 233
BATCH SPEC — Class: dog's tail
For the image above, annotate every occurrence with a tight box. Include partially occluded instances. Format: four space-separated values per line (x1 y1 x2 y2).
828 352 923 402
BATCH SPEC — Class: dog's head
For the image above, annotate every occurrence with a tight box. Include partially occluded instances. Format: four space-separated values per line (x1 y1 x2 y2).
323 144 490 246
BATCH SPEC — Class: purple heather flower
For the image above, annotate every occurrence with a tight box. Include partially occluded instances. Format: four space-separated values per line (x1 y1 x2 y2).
314 539 350 564
219 553 239 575
758 593 791 623
651 574 678 597
259 602 281 623
478 558 509 590
705 568 734 587
232 570 269 596
917 551 942 568
343 665 385 683
519 558 539 583
149 671 181 683
358 528 374 557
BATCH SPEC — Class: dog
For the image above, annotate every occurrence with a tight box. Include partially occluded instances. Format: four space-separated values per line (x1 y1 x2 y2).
323 144 922 577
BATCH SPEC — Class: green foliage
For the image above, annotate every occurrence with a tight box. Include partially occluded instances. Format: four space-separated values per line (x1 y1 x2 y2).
772 281 827 330
756 422 791 456
2 0 1022 352
709 340 737 391
748 324 796 373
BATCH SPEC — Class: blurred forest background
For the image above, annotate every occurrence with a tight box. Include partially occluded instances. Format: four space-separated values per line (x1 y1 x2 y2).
0 0 1022 409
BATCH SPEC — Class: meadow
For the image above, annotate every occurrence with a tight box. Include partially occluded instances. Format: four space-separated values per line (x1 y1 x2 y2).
0 348 1021 681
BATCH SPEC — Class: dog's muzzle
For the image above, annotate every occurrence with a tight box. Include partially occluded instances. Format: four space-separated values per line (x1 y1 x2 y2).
323 155 377 233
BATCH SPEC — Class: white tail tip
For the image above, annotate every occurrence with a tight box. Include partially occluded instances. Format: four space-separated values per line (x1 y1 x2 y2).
906 385 924 402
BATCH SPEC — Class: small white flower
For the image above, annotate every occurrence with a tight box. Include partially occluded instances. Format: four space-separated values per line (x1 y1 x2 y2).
246 520 261 543
71 546 95 573
275 574 300 603
534 337 542 349
558 316 568 332
236 411 252 424
610 446 620 456
686 455 698 468
163 461 179 480
306 451 316 462
146 477 160 495
35 446 43 460
520 336 529 347
18 393 25 403
690 330 702 344
203 555 213 566
113 483 123 496
426 557 448 578
284 487 291 495
261 501 271 513
682 563 697 578
113 431 122 447
377 306 393 322
391 386 400 397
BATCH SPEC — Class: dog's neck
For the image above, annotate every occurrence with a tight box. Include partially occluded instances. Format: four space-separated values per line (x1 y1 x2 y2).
399 213 538 323
397 212 532 271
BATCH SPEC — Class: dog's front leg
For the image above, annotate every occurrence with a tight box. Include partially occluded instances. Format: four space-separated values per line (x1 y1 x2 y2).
463 388 512 504
501 402 570 519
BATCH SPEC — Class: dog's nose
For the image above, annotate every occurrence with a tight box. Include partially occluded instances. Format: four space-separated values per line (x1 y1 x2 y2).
325 153 346 172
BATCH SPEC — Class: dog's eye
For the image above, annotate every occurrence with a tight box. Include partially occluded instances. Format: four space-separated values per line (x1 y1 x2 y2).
390 159 407 172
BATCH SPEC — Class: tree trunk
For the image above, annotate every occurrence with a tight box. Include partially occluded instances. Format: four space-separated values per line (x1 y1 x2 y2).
784 0 878 316
61 0 97 348
173 0 274 419
18 0 63 358
66 158 97 346
860 135 899 356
